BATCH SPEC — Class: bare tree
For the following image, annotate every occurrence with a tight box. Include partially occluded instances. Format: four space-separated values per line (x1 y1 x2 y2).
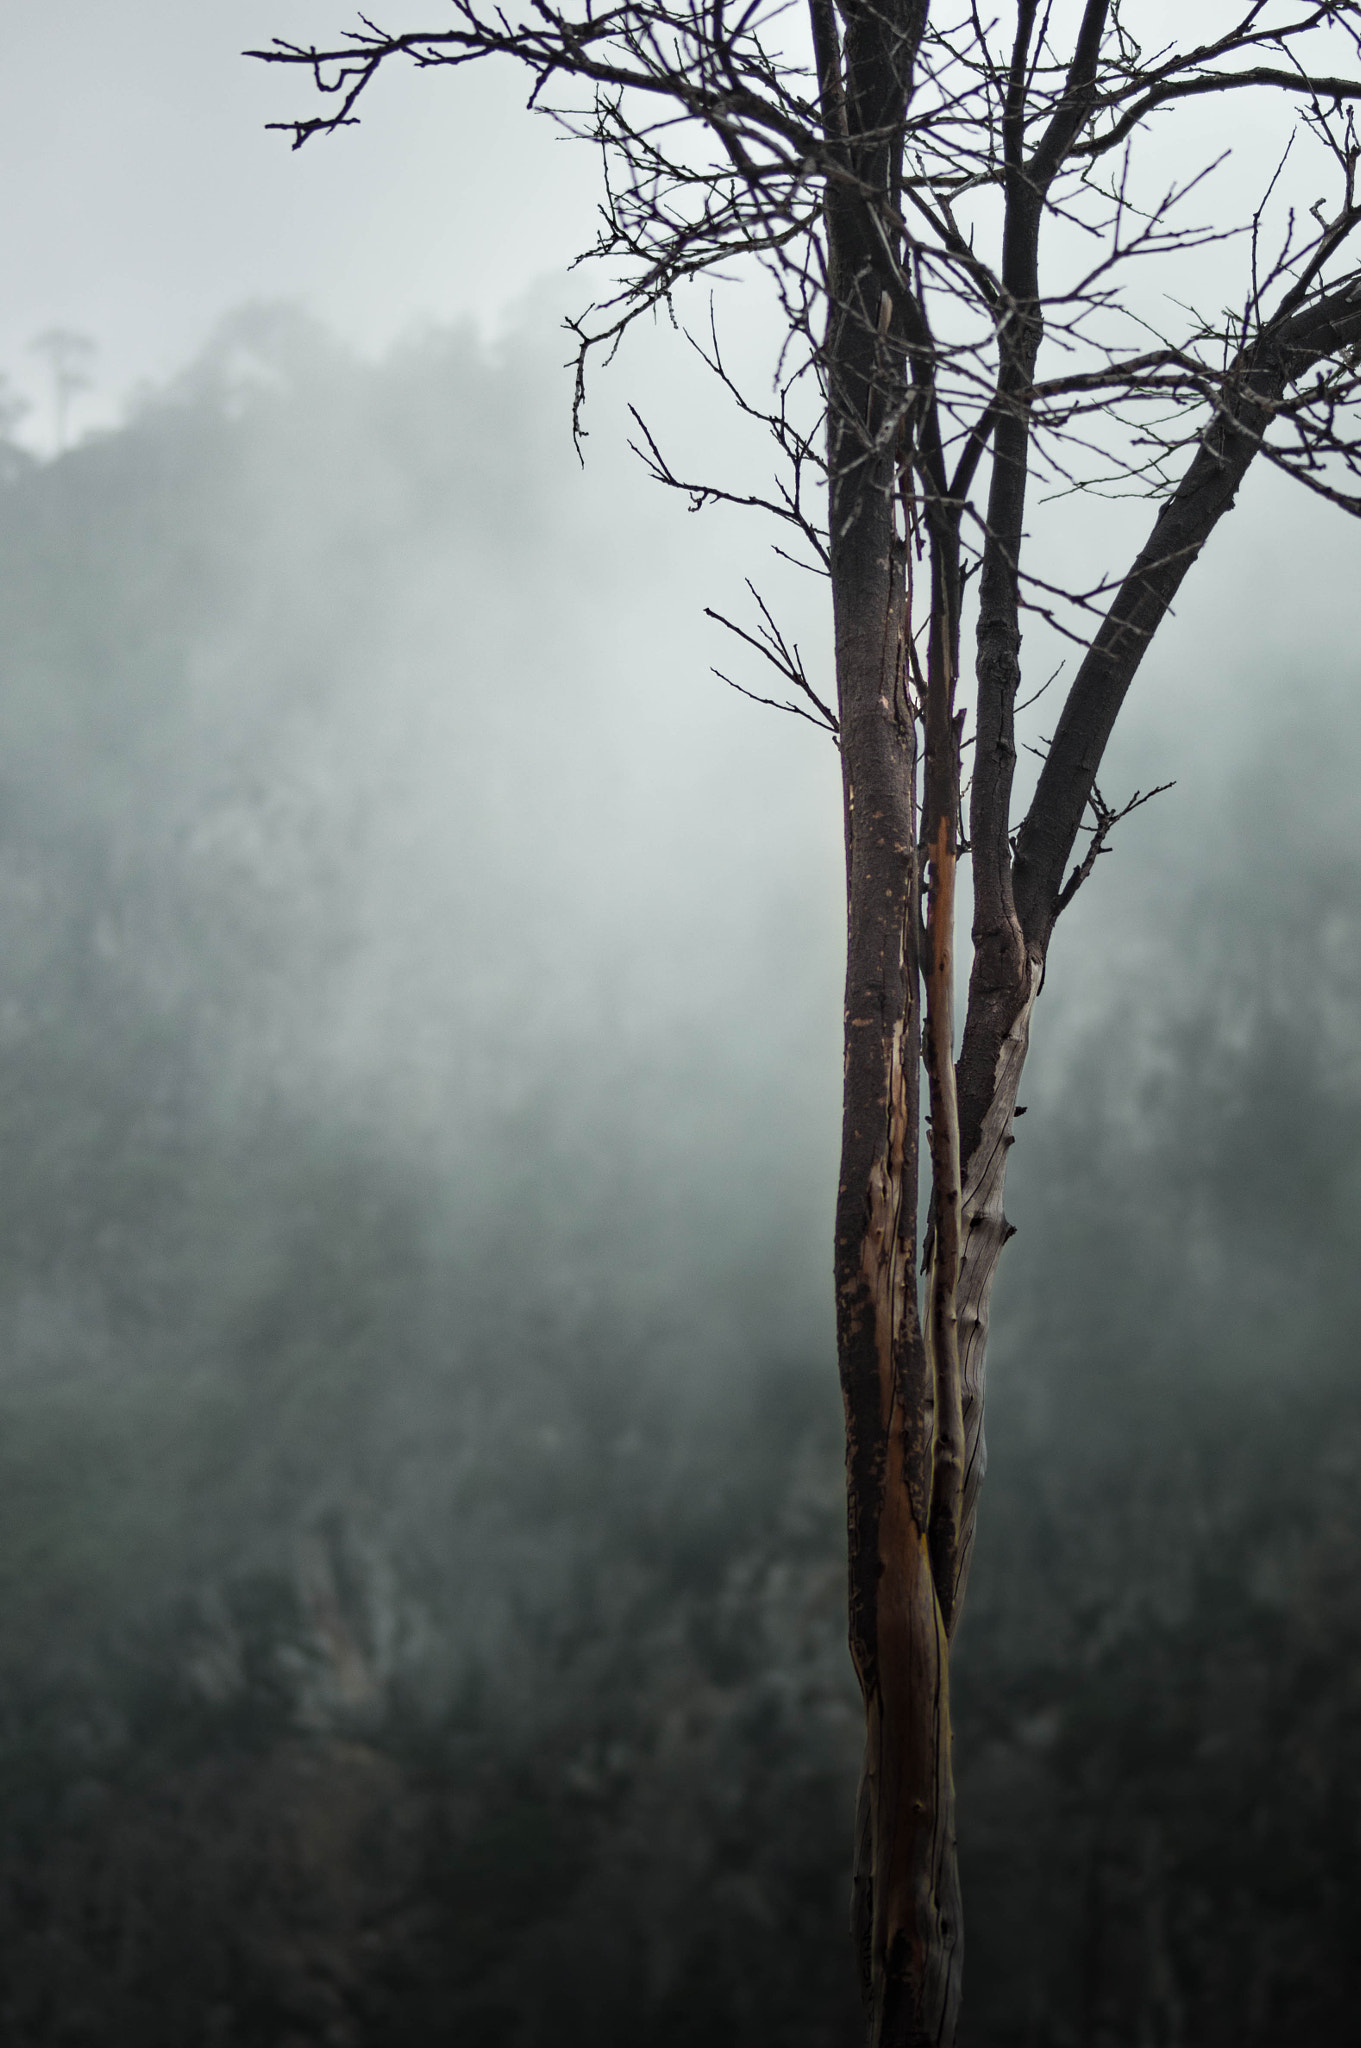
252 6 1361 2042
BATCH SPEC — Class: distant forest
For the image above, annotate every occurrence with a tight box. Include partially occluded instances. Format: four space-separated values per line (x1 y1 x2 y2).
1 307 1359 2047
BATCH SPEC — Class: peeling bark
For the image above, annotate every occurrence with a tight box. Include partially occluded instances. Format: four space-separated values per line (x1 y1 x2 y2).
833 515 961 2042
952 958 1040 1619
921 586 965 1641
824 0 967 2026
827 212 964 2048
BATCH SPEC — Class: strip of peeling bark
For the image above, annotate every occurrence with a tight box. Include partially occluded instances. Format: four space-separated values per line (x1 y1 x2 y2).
920 552 965 1639
950 959 1039 1617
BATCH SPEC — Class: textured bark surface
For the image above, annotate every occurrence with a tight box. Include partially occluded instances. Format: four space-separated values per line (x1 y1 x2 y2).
951 959 1039 1618
945 0 1113 1630
921 583 964 1643
833 625 964 2048
824 3 966 2037
833 505 964 2044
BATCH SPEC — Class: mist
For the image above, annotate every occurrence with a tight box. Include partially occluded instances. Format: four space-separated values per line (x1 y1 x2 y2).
0 295 1359 2047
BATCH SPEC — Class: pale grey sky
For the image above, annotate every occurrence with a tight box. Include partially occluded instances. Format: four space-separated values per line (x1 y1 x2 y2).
0 3 1336 454
0 3 598 443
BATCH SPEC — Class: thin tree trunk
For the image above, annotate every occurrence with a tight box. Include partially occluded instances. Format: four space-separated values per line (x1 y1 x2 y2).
920 557 965 1641
833 541 965 2047
821 0 966 2024
828 261 963 2048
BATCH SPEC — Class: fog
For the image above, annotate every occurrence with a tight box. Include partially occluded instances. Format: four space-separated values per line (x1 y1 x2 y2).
0 4 599 434
2 15 1361 2037
0 289 1356 2046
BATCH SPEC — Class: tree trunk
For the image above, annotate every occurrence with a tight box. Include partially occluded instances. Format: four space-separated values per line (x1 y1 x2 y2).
820 4 974 2037
828 261 964 2047
832 523 965 2046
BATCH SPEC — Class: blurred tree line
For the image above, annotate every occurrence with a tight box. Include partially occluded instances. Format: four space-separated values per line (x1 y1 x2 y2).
0 309 1358 2047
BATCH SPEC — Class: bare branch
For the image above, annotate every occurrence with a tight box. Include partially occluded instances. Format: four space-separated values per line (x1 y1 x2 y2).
1053 777 1176 918
706 579 839 736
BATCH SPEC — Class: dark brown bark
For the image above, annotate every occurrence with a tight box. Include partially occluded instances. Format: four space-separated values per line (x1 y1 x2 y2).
920 541 964 1641
832 423 964 2048
944 0 1112 1626
834 499 965 2046
962 0 1111 1171
824 6 963 2039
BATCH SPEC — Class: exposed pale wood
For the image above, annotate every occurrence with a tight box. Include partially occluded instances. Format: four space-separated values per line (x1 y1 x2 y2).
951 955 1040 1625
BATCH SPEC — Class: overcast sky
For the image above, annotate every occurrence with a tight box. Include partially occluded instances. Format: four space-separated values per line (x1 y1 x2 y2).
0 4 1280 435
0 3 606 443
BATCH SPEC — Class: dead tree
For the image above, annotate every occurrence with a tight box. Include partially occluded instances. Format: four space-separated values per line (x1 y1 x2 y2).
252 6 1361 2042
